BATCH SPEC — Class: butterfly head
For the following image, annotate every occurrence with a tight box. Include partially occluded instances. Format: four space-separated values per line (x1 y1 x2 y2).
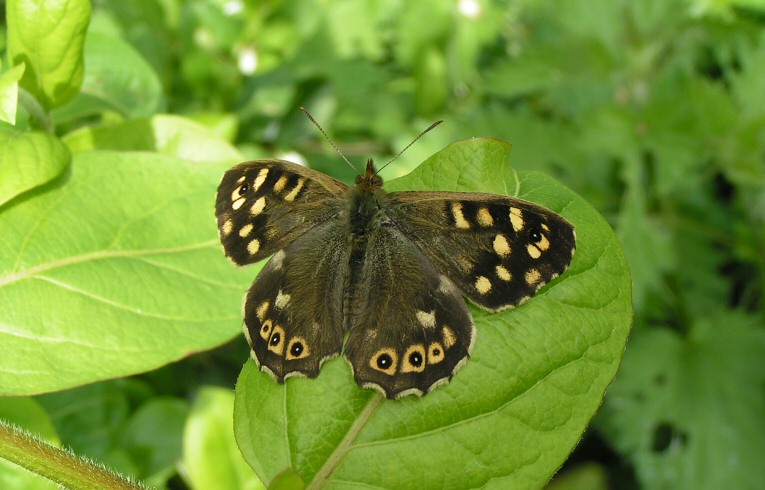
355 158 383 191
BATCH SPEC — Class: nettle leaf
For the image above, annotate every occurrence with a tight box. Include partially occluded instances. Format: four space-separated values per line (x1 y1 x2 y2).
6 0 91 109
0 151 253 395
595 311 765 489
234 139 632 488
0 63 26 125
0 127 71 208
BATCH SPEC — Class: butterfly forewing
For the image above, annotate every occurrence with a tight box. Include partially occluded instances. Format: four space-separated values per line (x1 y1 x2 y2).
344 225 475 399
215 160 349 265
387 192 576 311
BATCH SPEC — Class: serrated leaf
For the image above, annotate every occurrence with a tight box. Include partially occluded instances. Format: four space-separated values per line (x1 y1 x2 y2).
0 127 71 208
62 115 242 164
233 139 632 488
594 311 765 489
6 0 91 109
0 151 253 395
52 31 163 123
182 387 264 490
0 63 26 125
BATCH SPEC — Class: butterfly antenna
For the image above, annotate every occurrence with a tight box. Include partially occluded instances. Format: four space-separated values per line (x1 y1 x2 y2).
300 107 357 172
374 120 443 176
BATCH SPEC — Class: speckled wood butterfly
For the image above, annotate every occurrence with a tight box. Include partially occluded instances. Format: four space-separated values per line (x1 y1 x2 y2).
216 144 575 399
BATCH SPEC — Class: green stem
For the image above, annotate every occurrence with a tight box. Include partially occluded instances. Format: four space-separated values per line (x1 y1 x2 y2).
0 420 145 490
17 87 54 133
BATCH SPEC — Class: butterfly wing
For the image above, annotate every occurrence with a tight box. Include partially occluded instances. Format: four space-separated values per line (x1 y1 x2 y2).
344 224 476 399
386 191 576 311
215 159 349 266
215 160 351 379
243 221 351 380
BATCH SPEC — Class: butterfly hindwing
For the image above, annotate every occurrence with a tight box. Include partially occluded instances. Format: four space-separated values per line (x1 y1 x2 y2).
344 224 475 399
387 191 576 311
243 220 351 380
215 160 349 266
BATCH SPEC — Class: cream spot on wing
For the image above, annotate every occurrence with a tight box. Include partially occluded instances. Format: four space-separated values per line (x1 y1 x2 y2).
541 223 550 232
451 202 470 229
270 250 286 270
232 197 245 210
477 207 494 227
247 239 260 255
275 289 291 309
236 176 246 184
284 178 305 202
256 301 270 321
285 336 310 360
510 207 524 232
475 276 492 294
370 348 398 375
267 325 285 355
250 196 266 216
221 219 233 237
273 175 288 193
239 224 254 237
527 244 542 259
416 310 436 329
253 168 269 191
259 319 273 340
437 275 459 295
442 326 457 349
496 265 512 281
493 234 511 258
537 233 551 251
428 342 445 364
525 268 542 286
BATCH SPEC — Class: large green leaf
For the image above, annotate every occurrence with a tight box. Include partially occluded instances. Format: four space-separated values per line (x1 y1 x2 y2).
234 138 632 489
6 0 91 109
0 151 253 395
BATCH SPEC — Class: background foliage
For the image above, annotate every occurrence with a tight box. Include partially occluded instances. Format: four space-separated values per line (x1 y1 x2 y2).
1 0 763 488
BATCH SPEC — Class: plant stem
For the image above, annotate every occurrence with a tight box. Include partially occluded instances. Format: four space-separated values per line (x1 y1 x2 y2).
0 420 145 490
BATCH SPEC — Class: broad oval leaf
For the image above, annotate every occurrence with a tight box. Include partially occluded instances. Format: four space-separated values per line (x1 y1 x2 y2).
233 138 633 488
6 0 91 109
0 127 71 208
62 115 242 164
0 151 253 395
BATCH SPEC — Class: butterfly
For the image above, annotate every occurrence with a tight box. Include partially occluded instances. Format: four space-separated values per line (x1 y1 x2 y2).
216 153 575 399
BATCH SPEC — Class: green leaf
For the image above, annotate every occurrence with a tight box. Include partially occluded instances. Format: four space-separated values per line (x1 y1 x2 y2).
119 398 188 484
0 397 61 490
62 115 242 164
182 387 264 490
0 151 253 395
0 127 71 208
0 63 26 125
52 31 164 123
233 139 633 488
6 0 91 109
594 310 765 489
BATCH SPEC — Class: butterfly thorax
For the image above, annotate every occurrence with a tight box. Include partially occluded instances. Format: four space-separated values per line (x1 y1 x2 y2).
349 159 387 236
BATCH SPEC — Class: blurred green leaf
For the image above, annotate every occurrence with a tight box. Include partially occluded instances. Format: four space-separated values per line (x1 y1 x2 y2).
119 398 188 484
0 151 253 395
234 139 632 488
0 126 71 208
182 387 264 490
62 115 242 164
6 0 91 109
0 63 26 125
595 311 765 489
52 31 164 123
